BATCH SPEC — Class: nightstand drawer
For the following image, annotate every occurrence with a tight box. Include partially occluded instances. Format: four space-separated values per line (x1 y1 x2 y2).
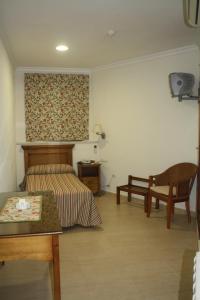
82 177 99 193
77 162 101 194
82 176 98 186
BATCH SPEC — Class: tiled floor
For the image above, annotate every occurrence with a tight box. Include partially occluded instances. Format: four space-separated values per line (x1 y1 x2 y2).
0 192 197 299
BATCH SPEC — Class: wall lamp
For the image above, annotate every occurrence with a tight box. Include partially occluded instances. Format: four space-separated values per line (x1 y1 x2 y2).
94 124 106 139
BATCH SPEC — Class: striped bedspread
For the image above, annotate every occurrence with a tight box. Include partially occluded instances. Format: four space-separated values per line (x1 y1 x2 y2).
26 173 102 227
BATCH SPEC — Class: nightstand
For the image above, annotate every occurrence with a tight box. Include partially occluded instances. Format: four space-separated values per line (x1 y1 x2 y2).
77 162 101 194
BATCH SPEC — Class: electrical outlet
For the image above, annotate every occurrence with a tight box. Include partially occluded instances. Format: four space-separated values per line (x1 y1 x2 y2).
93 144 97 154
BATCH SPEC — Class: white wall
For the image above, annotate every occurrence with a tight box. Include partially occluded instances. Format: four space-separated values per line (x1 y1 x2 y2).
91 46 199 210
15 69 100 186
0 38 16 192
15 46 199 210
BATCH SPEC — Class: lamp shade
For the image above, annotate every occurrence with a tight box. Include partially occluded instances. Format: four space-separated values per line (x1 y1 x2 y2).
94 124 103 134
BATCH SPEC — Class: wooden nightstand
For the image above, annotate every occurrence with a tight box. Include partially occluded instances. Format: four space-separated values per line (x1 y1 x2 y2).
77 162 101 194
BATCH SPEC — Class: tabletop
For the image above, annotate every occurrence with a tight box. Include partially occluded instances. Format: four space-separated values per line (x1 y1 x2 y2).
0 191 62 238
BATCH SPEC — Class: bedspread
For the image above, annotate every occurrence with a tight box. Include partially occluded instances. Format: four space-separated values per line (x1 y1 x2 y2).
26 173 102 227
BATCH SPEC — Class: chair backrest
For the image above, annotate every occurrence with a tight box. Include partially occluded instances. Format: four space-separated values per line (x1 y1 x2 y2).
154 163 198 197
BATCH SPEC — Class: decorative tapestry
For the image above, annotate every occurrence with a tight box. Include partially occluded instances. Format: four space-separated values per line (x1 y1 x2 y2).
24 73 89 141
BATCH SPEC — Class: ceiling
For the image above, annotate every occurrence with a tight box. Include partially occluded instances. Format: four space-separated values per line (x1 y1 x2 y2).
0 0 199 68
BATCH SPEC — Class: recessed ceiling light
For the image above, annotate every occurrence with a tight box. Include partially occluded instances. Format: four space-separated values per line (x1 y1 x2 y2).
56 44 69 52
107 29 116 37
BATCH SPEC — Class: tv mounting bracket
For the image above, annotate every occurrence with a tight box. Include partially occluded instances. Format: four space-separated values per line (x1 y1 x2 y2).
178 85 200 102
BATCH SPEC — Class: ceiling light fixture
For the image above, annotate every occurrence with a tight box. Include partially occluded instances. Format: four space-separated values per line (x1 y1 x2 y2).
107 29 116 37
56 44 69 52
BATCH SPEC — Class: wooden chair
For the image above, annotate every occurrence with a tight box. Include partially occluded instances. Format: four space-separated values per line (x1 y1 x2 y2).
146 162 198 229
116 175 150 212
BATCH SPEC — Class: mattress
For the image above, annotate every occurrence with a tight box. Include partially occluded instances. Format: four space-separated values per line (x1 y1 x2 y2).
26 173 102 227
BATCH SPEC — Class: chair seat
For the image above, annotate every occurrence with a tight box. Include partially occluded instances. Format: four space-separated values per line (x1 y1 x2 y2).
150 185 176 196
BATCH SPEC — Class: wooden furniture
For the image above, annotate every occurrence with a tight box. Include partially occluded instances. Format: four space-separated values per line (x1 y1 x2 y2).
22 144 74 173
21 145 101 228
0 191 62 300
116 175 150 212
77 162 101 194
147 162 198 229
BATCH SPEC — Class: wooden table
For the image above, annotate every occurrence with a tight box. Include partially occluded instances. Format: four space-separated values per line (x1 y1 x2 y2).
0 191 62 300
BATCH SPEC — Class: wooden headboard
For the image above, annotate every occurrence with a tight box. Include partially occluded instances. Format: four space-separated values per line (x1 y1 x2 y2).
22 144 74 173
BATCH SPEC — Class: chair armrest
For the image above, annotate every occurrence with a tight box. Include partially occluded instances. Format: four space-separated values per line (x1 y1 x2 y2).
149 176 154 187
150 171 170 186
149 173 174 187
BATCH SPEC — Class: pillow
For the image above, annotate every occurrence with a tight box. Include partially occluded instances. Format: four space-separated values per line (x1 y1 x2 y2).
27 164 74 175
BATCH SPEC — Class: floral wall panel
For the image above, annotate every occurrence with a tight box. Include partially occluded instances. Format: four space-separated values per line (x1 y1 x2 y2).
24 73 89 141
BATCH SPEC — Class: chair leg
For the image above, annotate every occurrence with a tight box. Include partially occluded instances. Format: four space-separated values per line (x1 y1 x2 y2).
166 198 173 229
116 187 120 205
185 201 191 223
155 198 159 209
128 192 132 202
147 192 152 217
171 203 174 216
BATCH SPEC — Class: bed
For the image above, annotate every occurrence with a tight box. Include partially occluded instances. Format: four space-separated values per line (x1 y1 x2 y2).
21 144 102 228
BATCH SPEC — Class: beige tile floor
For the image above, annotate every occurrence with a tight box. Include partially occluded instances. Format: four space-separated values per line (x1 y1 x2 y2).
0 192 197 300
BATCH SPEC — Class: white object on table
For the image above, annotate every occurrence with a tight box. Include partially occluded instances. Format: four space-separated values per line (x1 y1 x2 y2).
16 198 31 210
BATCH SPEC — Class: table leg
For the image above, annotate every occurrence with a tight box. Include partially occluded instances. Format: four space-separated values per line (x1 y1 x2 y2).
128 192 132 202
155 198 160 209
116 187 120 205
144 195 148 213
52 235 61 300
